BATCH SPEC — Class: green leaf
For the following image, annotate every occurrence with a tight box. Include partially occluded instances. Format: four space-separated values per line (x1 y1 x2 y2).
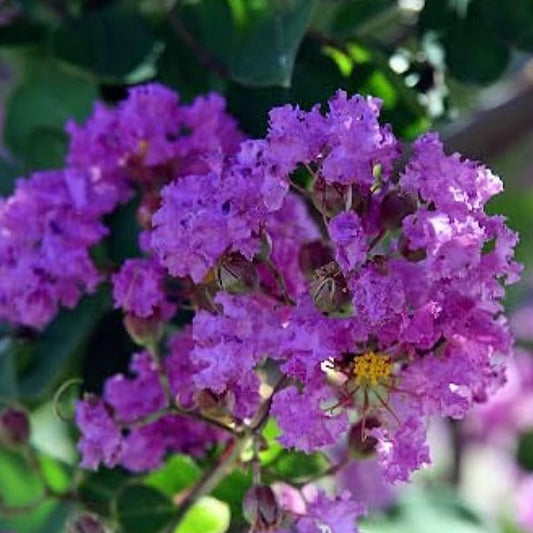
230 0 318 87
18 287 111 401
0 337 18 398
332 0 396 39
0 19 47 46
258 417 284 465
517 430 533 472
78 468 131 517
0 448 71 533
114 484 177 533
0 156 22 196
175 496 230 533
270 449 329 482
51 6 160 83
443 11 509 85
145 455 202 498
212 469 252 529
419 0 510 85
4 55 97 166
26 127 68 169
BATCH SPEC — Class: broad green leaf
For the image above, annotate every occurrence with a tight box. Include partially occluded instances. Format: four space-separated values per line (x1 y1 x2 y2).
18 287 111 401
51 6 160 83
419 0 510 85
270 449 330 482
443 14 509 85
31 403 77 464
145 454 202 498
0 19 46 46
4 55 97 165
0 337 18 398
0 448 71 533
0 156 21 196
175 496 230 533
26 127 68 169
35 453 73 493
331 0 396 39
212 469 252 529
78 468 131 517
153 19 215 100
114 483 177 533
230 0 318 87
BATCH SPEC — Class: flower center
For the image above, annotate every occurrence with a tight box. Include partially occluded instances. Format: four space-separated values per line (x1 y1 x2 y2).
353 352 392 388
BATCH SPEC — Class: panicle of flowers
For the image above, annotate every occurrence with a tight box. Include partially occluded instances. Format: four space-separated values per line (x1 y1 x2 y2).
0 83 242 329
143 88 519 484
0 168 113 328
7 82 516 532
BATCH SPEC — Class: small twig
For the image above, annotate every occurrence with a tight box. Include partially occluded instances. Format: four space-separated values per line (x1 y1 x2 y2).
166 4 229 79
174 437 249 523
263 259 296 306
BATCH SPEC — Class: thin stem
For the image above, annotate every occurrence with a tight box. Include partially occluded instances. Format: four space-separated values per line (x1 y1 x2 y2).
263 259 296 306
172 376 289 525
166 3 228 79
368 228 386 252
175 437 250 523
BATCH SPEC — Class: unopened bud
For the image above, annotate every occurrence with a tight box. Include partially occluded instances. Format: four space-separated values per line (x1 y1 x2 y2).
348 417 381 458
216 253 258 294
380 190 417 229
399 235 427 262
66 512 107 533
0 407 30 448
298 241 334 280
310 262 352 315
194 390 233 424
312 177 347 217
124 313 163 348
243 485 281 530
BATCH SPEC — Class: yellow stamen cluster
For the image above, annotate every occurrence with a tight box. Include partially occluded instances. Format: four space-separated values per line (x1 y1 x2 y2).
138 139 149 157
353 351 392 388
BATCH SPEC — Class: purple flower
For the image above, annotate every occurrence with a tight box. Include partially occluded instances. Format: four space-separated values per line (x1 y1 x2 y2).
112 258 174 319
0 169 113 328
75 396 122 470
296 490 365 533
271 384 349 453
328 212 367 273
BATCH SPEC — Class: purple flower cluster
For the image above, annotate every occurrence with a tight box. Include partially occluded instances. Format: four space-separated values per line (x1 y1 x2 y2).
1 81 519 531
0 169 114 327
145 90 519 483
76 337 220 472
0 83 242 329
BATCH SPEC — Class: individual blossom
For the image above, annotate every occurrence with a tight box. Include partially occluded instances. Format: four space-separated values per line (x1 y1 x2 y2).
75 396 122 470
112 257 175 319
293 490 365 533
